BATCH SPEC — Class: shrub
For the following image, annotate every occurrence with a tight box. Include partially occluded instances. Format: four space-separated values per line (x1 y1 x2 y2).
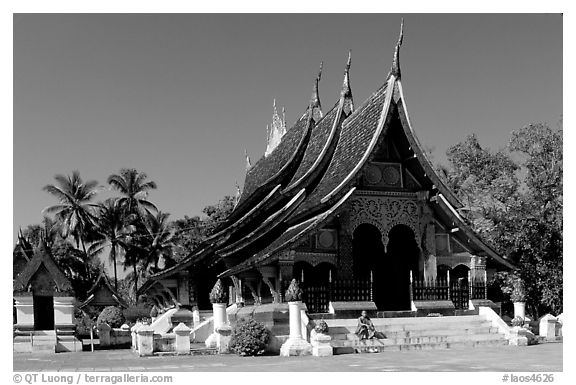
97 306 125 328
314 319 329 334
230 317 270 356
74 310 95 338
123 305 151 324
209 279 228 304
284 279 303 302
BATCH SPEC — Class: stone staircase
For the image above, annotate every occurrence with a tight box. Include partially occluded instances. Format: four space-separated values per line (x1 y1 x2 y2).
14 330 57 353
325 315 509 354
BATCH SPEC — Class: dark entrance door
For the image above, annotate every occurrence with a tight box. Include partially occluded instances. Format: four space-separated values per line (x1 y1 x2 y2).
353 224 385 307
380 225 420 311
33 295 54 330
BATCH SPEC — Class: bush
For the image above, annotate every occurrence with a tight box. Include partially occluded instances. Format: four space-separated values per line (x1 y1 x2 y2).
123 305 151 324
74 310 95 338
97 306 125 328
284 279 303 302
314 319 329 334
209 279 228 304
230 317 270 356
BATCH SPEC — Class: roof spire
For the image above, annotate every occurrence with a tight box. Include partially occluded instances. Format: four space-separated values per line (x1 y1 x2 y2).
245 149 252 171
341 50 354 114
309 61 323 122
265 99 288 157
390 18 404 79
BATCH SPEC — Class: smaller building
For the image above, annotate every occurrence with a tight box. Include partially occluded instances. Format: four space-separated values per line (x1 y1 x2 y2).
13 238 76 332
78 273 129 310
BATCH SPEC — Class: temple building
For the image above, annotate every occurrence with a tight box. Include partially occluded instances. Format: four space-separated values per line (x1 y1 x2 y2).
13 232 81 352
139 24 514 314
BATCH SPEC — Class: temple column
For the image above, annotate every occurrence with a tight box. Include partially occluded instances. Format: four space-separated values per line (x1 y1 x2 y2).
278 253 295 302
244 279 262 305
177 273 190 307
424 254 437 282
259 266 280 303
230 276 244 305
470 255 487 281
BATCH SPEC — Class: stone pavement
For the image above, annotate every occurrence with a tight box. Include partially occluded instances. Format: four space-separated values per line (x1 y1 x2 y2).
13 343 562 372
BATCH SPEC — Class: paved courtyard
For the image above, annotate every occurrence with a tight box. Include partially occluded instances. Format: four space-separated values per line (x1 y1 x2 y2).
13 343 562 372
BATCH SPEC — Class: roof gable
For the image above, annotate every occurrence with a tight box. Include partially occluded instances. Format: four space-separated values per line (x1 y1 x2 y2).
79 273 128 308
13 241 73 294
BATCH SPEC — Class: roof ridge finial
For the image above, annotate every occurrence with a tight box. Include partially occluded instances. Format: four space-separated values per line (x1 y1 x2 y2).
245 149 252 171
309 61 323 121
346 49 352 71
390 18 404 79
341 50 354 114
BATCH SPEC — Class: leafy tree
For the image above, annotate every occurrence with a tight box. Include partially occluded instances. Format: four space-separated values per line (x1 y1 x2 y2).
442 123 562 317
171 196 235 261
171 215 204 262
42 171 100 257
201 195 236 235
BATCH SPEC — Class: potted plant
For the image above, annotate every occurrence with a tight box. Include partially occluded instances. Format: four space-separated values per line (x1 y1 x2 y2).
209 279 228 331
314 319 329 335
496 272 526 319
284 279 303 303
311 319 332 356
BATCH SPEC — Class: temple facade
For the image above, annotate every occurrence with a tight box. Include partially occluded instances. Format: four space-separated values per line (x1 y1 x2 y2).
139 25 514 314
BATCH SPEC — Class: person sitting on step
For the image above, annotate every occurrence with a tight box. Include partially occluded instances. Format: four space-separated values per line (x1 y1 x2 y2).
355 310 385 340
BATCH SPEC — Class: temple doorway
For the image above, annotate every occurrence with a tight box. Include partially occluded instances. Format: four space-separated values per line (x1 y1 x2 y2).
33 295 54 330
383 225 421 310
352 224 385 307
353 224 420 311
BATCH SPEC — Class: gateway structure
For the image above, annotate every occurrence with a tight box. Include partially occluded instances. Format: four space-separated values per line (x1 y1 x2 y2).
139 25 514 315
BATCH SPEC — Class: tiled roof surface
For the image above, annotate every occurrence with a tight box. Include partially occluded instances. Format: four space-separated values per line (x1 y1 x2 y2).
236 112 310 208
285 103 339 190
293 84 388 217
13 241 73 293
221 187 355 277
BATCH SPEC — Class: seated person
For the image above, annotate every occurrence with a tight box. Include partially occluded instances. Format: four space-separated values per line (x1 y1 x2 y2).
355 310 385 340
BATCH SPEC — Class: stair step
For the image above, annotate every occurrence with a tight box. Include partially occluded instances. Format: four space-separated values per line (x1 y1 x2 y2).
332 338 509 354
330 326 499 340
325 315 485 327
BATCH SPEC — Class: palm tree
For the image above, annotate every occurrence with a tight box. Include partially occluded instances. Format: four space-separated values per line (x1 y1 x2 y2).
140 211 176 273
121 211 175 296
89 198 135 291
107 169 158 218
42 171 100 256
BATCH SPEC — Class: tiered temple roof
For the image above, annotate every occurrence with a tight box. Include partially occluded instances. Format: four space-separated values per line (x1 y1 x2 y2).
13 240 73 295
139 24 514 295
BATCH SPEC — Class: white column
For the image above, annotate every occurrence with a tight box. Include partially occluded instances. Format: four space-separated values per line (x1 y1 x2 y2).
14 296 34 328
53 296 75 326
279 301 312 356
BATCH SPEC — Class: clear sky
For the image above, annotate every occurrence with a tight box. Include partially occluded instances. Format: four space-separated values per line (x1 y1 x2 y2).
13 13 562 244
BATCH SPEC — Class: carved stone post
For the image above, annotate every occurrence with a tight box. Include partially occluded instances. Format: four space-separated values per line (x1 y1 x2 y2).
205 279 229 349
173 322 191 354
137 325 155 357
97 323 111 347
280 280 311 356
